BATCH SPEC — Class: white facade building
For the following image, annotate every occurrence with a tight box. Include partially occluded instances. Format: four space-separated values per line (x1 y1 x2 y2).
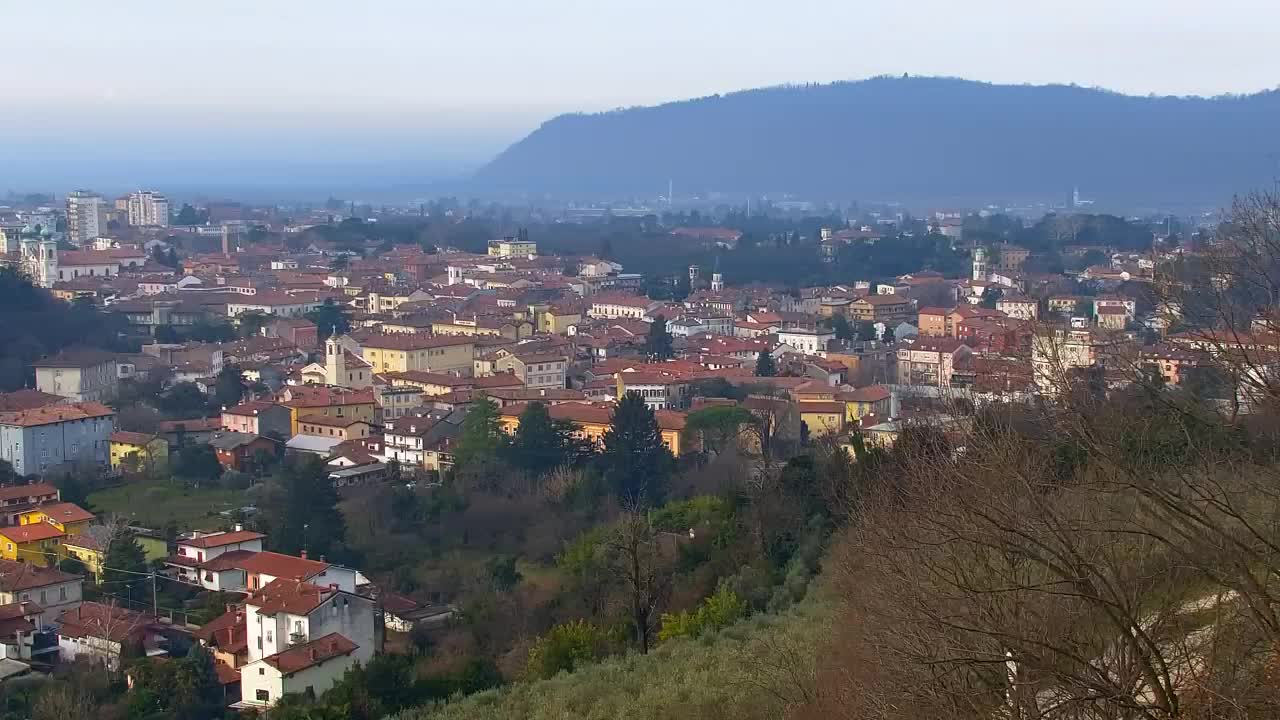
127 191 170 228
65 191 103 246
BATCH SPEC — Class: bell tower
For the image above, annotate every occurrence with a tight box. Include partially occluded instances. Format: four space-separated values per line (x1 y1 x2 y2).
324 336 345 387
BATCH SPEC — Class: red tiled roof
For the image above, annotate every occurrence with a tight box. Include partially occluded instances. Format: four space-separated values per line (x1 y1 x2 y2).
0 523 64 543
246 578 334 616
201 549 260 572
27 502 94 525
0 559 75 592
237 551 328 582
260 632 357 675
0 402 114 428
0 390 64 412
842 385 892 403
0 484 58 504
181 530 265 550
221 401 284 417
109 430 160 446
57 602 158 642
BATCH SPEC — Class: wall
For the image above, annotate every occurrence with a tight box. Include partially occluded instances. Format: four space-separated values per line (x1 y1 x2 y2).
3 579 82 625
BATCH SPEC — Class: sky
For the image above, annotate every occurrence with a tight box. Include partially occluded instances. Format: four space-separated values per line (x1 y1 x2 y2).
5 0 1280 196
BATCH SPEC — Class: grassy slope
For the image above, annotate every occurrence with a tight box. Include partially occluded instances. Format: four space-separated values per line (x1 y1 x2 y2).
394 598 829 720
88 478 245 528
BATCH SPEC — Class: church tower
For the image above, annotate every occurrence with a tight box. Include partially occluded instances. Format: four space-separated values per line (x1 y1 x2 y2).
972 247 988 282
711 272 724 292
324 336 345 387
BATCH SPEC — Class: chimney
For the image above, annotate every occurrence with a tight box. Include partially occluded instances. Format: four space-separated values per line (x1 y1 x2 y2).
234 524 243 532
299 550 307 560
309 647 318 661
319 555 326 563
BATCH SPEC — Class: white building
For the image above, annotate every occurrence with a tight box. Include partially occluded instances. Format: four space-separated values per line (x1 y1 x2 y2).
776 328 835 356
235 578 378 709
66 191 103 246
164 529 265 592
127 191 170 228
0 560 82 626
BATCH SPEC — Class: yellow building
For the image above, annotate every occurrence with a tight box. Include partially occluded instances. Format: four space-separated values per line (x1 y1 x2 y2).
358 334 475 375
108 431 169 472
839 385 893 423
61 534 106 580
798 402 847 437
487 237 537 258
18 502 95 535
0 523 65 564
277 386 378 435
498 402 686 456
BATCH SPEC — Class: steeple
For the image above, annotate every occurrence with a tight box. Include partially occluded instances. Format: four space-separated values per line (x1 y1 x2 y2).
324 336 345 387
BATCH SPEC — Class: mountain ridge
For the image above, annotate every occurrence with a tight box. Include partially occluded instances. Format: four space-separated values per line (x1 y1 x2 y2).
472 76 1280 204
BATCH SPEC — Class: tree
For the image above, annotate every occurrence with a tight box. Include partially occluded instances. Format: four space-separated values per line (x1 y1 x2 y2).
0 459 18 486
260 455 347 561
755 350 777 377
102 523 147 602
306 298 351 341
236 311 270 339
453 394 506 470
172 644 223 719
604 512 673 654
485 554 522 593
683 405 756 455
825 313 854 341
645 315 674 360
525 619 615 679
214 365 247 408
174 203 203 226
601 391 673 507
174 444 221 485
505 402 582 477
158 382 209 417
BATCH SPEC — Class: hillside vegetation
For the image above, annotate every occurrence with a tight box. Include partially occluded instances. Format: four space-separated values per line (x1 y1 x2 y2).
395 598 827 720
474 76 1280 202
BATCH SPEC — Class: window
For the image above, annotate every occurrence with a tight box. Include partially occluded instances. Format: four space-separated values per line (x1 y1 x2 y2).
256 689 270 702
39 590 45 604
257 636 263 649
266 630 272 642
59 586 66 601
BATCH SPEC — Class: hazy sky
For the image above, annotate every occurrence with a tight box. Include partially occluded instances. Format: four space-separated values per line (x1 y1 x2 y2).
5 0 1279 194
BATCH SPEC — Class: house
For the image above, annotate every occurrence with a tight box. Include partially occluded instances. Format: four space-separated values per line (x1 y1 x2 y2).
208 432 280 473
588 294 658 320
356 333 475 376
798 402 846 437
383 412 461 472
839 385 893 422
849 295 915 326
221 401 294 439
895 338 973 387
776 328 835 356
494 349 568 390
379 592 455 632
0 600 54 662
225 292 325 319
0 484 61 527
234 578 378 709
108 431 169 473
240 551 361 594
156 417 221 447
264 317 319 350
916 307 951 337
0 523 64 564
0 390 64 413
375 385 426 423
164 529 265 592
296 416 371 443
17 502 94 535
32 349 119 402
276 386 378 435
498 402 687 456
0 559 82 625
1096 306 1130 330
0 402 116 477
487 236 537 258
615 372 690 411
996 295 1039 321
195 606 250 677
56 601 170 670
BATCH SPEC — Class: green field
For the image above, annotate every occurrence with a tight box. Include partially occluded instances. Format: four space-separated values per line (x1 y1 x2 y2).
88 478 248 529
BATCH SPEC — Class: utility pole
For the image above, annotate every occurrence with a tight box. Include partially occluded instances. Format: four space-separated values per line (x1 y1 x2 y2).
151 571 158 617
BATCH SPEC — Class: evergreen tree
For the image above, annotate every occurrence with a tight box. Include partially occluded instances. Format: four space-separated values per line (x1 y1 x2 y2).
173 644 223 719
601 392 672 507
306 298 352 341
645 315 674 360
755 350 777 377
213 364 247 408
103 529 148 601
506 402 580 477
260 455 347 561
453 394 505 469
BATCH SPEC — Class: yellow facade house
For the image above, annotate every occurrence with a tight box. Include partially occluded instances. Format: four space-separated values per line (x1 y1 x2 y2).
0 523 65 564
277 386 377 435
18 502 95 535
108 431 169 472
358 334 475 375
798 401 847 437
498 402 687 456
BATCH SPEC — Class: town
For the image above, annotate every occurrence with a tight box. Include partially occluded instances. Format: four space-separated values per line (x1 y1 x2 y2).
0 184 1253 718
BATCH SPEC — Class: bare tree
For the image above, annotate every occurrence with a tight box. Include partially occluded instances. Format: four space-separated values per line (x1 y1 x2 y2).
603 510 674 654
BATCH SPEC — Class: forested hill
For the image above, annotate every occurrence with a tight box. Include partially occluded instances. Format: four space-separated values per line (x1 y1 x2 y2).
473 76 1280 203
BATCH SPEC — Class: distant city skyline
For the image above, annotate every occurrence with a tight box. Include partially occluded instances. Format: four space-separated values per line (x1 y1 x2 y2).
5 0 1280 193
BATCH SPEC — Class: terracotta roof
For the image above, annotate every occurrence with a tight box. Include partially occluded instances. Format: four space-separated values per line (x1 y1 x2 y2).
842 385 892 403
356 333 474 351
0 522 63 543
214 662 242 685
221 401 285 417
260 632 357 675
237 551 328 582
27 502 94 525
157 417 221 433
30 348 117 368
246 578 334 616
180 530 265 550
378 591 421 615
0 402 115 428
56 602 158 642
0 390 64 412
109 430 160 446
799 401 846 414
201 549 259 572
298 414 370 428
0 484 58 504
0 559 75 592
